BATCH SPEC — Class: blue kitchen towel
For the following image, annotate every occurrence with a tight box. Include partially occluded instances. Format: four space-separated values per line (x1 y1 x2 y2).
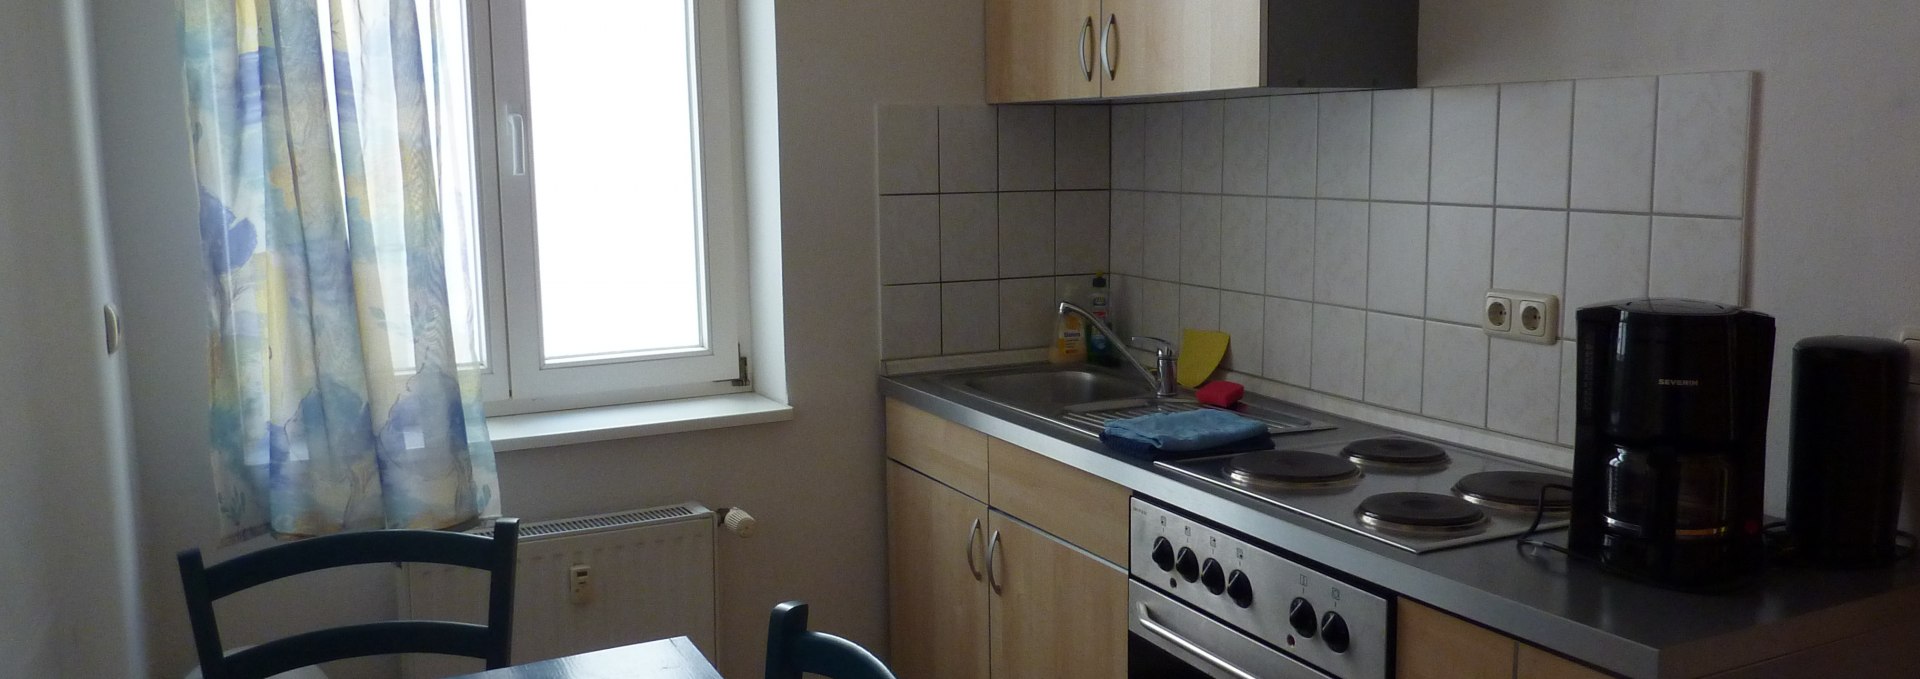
1102 409 1270 452
1100 426 1274 461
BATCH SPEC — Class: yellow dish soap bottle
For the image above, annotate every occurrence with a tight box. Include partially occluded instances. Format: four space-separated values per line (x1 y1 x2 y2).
1049 311 1087 364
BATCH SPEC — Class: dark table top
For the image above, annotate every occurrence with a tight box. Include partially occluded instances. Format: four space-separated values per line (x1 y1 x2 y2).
449 637 722 679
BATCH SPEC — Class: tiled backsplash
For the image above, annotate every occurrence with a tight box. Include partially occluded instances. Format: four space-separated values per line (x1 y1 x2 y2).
877 71 1754 451
877 104 1113 361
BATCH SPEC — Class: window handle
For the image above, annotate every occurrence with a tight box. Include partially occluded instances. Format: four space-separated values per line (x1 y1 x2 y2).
505 109 528 176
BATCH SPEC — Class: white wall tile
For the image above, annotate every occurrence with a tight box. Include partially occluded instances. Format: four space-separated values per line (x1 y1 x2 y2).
939 193 997 281
1143 192 1182 281
1266 198 1315 300
1364 313 1424 412
1367 203 1428 316
1421 322 1488 426
1496 81 1573 209
1649 216 1744 304
939 105 997 193
1570 77 1656 213
881 284 941 359
1055 191 1110 275
1558 341 1578 446
1112 104 1146 190
1317 92 1372 199
1425 206 1493 325
1431 85 1498 205
1563 212 1650 335
998 106 1054 191
1140 279 1181 346
1311 304 1366 399
1371 89 1432 202
1182 100 1225 193
1054 274 1092 308
998 192 1055 278
1055 105 1110 190
1223 98 1270 195
1654 71 1752 217
1109 191 1145 276
1269 95 1318 197
1488 339 1561 441
1219 291 1264 374
941 281 999 354
878 194 939 285
999 277 1055 349
1180 194 1223 287
1313 200 1369 307
1493 208 1568 298
877 104 938 195
1220 196 1267 294
1180 285 1221 334
1144 103 1183 192
1265 297 1313 386
1114 275 1146 338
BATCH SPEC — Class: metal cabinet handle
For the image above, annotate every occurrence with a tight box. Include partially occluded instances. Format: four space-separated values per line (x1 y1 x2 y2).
964 518 983 580
1101 14 1117 80
504 108 528 176
1078 17 1094 81
985 530 1003 592
1136 604 1260 679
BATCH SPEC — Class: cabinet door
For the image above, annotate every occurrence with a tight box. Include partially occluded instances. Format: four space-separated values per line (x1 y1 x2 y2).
1100 0 1261 98
1396 599 1518 679
886 399 990 501
987 437 1130 565
987 512 1127 679
888 462 990 679
986 0 1102 103
1517 644 1612 679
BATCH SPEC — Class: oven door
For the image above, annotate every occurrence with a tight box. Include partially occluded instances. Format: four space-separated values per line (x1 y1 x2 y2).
1128 581 1334 679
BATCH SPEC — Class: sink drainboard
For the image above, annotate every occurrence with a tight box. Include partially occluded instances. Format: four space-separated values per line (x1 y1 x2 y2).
1057 401 1332 437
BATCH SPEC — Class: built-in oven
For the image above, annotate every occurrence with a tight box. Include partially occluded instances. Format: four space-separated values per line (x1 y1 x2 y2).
1128 497 1391 679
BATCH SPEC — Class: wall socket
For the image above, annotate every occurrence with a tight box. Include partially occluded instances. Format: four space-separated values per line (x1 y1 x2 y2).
1484 290 1559 344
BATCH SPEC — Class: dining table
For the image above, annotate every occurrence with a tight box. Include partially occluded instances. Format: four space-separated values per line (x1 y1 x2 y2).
447 636 723 679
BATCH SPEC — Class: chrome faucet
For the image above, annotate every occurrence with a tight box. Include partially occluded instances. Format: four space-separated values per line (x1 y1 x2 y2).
1058 301 1179 398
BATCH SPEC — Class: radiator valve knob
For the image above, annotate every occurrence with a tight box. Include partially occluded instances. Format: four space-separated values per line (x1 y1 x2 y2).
720 507 757 537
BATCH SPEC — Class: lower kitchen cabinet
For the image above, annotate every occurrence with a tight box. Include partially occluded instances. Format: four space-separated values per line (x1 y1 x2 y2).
987 511 1128 679
1397 598 1612 679
887 461 989 679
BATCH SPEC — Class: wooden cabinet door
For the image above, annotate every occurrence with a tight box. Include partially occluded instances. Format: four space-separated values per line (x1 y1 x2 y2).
886 399 990 501
1517 644 1612 679
987 437 1130 565
1100 0 1261 98
1396 599 1518 679
987 512 1127 679
887 462 990 679
986 0 1102 103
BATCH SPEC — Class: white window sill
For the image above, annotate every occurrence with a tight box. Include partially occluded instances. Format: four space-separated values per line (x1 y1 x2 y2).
486 392 793 452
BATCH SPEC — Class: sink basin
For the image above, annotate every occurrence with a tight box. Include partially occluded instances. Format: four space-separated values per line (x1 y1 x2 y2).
960 368 1153 413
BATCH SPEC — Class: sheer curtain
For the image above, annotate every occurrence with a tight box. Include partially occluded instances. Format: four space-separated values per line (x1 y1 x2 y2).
180 0 498 543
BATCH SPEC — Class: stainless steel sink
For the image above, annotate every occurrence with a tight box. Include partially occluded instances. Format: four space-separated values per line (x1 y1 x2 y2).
959 367 1153 414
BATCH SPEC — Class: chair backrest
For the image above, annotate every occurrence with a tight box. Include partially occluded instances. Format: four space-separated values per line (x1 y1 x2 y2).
177 518 520 679
764 600 897 679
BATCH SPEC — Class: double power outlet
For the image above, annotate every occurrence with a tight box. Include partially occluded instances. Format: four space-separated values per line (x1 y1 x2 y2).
1484 290 1559 344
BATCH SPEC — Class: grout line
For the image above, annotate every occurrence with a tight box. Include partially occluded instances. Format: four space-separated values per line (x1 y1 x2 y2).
1646 78 1662 296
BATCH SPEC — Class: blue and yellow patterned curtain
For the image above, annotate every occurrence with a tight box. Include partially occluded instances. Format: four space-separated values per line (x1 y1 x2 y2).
180 0 498 543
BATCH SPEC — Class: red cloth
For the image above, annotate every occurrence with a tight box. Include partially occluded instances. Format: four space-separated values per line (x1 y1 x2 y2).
1195 380 1244 408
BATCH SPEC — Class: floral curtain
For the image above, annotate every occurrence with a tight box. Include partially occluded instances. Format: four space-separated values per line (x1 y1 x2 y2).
180 0 498 543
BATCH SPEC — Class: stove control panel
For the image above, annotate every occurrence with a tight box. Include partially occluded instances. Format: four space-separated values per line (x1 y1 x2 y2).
1131 498 1389 679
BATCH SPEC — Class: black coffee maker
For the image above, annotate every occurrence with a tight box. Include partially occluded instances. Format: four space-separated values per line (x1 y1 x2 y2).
1570 299 1775 589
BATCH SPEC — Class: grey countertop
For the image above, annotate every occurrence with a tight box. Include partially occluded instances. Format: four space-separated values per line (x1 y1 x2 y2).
880 369 1920 678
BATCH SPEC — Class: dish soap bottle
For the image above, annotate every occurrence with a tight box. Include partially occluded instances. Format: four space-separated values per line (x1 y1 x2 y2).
1087 273 1118 367
1049 311 1087 364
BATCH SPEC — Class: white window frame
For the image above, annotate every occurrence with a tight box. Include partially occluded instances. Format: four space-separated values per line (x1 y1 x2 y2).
463 0 753 416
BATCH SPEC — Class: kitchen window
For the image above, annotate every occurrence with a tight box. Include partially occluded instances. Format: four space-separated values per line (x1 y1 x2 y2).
431 0 752 415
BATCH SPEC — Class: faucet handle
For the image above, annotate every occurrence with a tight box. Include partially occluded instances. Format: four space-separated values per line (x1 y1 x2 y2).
1130 336 1175 358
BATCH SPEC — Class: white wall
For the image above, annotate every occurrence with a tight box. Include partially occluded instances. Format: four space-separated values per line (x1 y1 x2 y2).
90 0 985 677
0 0 145 676
1419 0 1920 513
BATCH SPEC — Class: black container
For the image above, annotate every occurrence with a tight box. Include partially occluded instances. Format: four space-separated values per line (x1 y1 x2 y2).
1788 336 1911 567
1571 299 1775 589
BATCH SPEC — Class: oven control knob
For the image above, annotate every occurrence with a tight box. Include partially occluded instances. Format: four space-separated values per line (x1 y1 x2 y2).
1320 611 1350 653
1199 558 1225 594
1175 547 1200 582
1150 537 1175 572
1288 598 1317 638
1226 570 1253 608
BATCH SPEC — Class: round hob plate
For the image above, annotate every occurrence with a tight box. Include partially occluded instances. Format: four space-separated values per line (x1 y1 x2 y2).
1357 491 1488 536
1226 450 1362 490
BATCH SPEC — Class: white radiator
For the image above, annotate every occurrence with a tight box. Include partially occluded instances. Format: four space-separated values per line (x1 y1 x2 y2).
398 503 718 678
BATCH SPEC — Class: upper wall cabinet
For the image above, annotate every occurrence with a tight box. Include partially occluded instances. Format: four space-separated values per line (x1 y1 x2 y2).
986 0 1417 103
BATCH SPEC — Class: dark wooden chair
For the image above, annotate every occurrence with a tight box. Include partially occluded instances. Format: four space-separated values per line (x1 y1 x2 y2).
177 518 520 679
764 600 896 679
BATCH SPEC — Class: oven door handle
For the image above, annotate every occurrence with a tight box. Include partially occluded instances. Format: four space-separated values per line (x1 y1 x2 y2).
1135 603 1262 679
